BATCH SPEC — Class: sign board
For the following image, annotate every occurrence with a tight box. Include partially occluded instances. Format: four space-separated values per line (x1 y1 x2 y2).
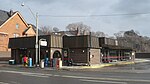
40 40 47 46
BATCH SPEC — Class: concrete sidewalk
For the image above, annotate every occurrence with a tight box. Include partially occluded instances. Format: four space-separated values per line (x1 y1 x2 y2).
60 59 150 70
0 59 149 70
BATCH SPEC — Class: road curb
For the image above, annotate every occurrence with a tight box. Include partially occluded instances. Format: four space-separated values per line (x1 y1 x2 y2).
61 59 149 70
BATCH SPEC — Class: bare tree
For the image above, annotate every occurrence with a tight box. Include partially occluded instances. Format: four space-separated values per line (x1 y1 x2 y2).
114 30 150 53
53 27 59 32
114 31 124 38
40 26 60 35
40 26 53 35
66 22 91 35
91 31 107 37
95 31 106 37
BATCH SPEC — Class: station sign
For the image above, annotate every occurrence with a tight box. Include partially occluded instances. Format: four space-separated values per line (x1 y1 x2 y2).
40 40 47 46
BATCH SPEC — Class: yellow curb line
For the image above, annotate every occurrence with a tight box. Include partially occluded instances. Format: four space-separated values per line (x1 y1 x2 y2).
81 64 114 69
80 61 135 69
61 59 149 70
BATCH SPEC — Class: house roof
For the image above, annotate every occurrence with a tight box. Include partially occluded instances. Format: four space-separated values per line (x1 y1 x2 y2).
0 10 29 28
26 24 45 36
0 10 11 26
52 31 78 36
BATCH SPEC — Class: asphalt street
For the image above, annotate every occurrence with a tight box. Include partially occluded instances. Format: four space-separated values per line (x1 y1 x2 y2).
1 59 150 84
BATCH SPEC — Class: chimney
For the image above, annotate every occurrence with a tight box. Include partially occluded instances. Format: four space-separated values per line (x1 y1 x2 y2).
76 27 81 36
115 40 118 46
9 9 14 16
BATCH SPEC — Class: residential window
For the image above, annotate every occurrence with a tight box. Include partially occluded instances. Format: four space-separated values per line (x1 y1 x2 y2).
16 23 19 29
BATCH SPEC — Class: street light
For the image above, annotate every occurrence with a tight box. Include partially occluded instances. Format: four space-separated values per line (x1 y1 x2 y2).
21 2 39 66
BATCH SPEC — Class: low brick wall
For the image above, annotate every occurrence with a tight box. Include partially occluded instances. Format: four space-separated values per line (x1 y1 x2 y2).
0 51 11 61
135 53 150 58
0 57 11 61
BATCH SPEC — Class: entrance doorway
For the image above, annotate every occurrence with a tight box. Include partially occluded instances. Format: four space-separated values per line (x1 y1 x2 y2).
53 50 61 58
17 48 27 64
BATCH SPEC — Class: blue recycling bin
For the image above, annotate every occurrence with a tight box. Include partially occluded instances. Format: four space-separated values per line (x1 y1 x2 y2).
28 58 32 67
45 58 48 67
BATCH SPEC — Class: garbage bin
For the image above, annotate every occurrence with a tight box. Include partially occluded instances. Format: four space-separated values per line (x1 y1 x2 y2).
9 60 15 65
40 59 44 69
59 59 62 68
28 58 32 67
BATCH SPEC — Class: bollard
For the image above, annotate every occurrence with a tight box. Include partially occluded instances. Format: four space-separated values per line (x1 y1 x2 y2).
53 58 57 68
50 59 53 67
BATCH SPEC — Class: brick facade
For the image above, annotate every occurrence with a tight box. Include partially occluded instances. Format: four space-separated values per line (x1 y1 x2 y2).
0 33 9 51
90 49 101 65
0 12 30 51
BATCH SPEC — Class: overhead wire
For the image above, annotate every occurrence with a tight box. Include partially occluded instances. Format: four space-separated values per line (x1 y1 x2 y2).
39 12 150 17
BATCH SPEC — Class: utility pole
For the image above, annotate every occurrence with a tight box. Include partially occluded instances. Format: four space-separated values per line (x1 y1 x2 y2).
35 13 39 66
21 2 39 66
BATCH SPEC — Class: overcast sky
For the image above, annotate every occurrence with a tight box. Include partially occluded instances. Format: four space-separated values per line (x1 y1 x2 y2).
1 0 150 36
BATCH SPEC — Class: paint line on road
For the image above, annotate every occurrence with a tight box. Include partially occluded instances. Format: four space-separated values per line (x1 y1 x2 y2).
61 74 150 83
80 79 127 84
0 82 9 84
53 75 61 77
0 70 50 78
61 75 89 79
1 70 150 83
22 73 49 78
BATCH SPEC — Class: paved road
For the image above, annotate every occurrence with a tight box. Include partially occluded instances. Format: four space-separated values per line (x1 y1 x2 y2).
1 59 150 84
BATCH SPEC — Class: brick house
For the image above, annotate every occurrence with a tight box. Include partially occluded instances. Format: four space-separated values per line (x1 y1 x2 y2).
0 10 40 52
0 10 34 51
0 10 38 60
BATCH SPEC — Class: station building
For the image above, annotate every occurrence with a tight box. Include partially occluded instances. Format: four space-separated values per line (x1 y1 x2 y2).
99 37 135 63
8 35 62 64
63 35 101 66
8 34 135 66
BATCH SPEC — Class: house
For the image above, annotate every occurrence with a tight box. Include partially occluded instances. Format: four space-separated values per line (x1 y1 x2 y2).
0 10 40 61
23 24 44 36
0 10 37 51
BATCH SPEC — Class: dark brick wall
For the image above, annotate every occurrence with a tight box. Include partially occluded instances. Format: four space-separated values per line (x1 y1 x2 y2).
69 48 88 63
136 53 150 58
